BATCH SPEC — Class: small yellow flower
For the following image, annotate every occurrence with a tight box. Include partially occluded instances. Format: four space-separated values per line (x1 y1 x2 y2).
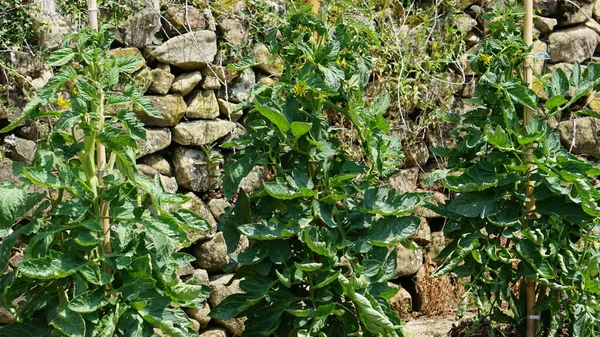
479 54 493 66
56 94 71 109
338 58 348 68
293 83 307 97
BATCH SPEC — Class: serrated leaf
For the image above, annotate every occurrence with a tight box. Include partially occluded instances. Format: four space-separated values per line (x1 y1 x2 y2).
545 95 567 111
318 64 344 91
50 307 86 337
548 68 569 97
223 154 257 200
47 48 75 66
117 110 146 140
53 198 87 223
503 80 538 110
172 209 211 232
368 216 420 246
209 293 262 319
115 55 144 73
19 250 88 279
124 84 161 118
68 289 109 313
448 190 500 218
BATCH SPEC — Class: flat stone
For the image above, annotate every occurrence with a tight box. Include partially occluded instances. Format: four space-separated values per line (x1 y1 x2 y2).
136 95 186 127
150 31 217 70
149 68 175 95
137 128 171 158
395 244 423 277
533 16 557 35
414 192 446 218
133 66 153 93
171 71 203 96
218 18 247 47
173 120 237 146
186 90 220 119
218 68 256 103
531 40 547 76
4 136 36 164
163 5 206 37
201 65 239 90
0 306 14 324
0 158 19 184
557 117 600 154
556 1 593 26
252 44 283 75
193 232 229 271
114 8 161 48
426 231 446 261
199 328 228 337
548 26 597 64
388 285 412 316
140 154 171 176
207 198 230 220
217 98 243 121
173 147 223 192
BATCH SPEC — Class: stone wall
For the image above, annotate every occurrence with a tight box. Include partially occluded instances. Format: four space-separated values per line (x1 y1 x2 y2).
3 0 600 334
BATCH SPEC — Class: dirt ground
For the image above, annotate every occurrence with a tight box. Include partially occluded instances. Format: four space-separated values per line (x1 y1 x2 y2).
402 312 476 337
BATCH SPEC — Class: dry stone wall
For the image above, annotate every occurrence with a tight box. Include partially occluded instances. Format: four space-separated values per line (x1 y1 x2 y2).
4 0 600 334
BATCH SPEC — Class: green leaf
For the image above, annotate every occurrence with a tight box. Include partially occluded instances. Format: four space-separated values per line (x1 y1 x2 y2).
50 307 86 337
264 180 317 200
68 289 109 313
291 121 312 139
295 261 323 272
237 221 296 240
115 55 144 73
485 125 514 151
227 56 258 70
47 48 75 66
117 109 146 141
0 183 26 228
303 227 336 258
423 169 450 187
503 80 538 110
318 64 344 91
236 244 269 265
571 62 582 86
368 216 420 247
254 99 290 134
23 167 62 188
223 154 257 199
448 190 500 218
19 250 88 279
545 95 567 111
137 298 196 337
172 209 212 232
53 198 88 223
124 85 161 118
516 239 556 279
76 78 99 101
548 68 569 97
0 323 48 336
210 293 262 319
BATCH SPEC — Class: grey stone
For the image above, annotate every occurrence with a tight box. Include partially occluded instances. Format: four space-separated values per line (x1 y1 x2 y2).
411 218 431 246
133 66 153 93
163 5 206 37
191 268 210 286
208 273 246 336
426 231 446 261
16 121 51 140
202 65 239 90
395 244 423 277
218 68 256 103
239 166 268 193
207 198 230 220
149 68 175 95
186 90 220 119
190 318 201 333
138 165 178 193
557 117 600 154
534 0 558 16
217 99 243 121
548 26 597 64
404 141 429 167
194 233 229 272
137 128 171 158
533 16 557 35
115 9 161 48
171 71 203 96
186 303 211 329
531 40 548 76
0 158 19 184
199 328 228 337
173 147 223 193
388 285 412 315
150 31 218 70
136 95 186 127
176 263 195 277
31 70 53 90
252 44 283 76
464 31 480 46
414 192 446 218
173 120 237 146
455 13 477 33
140 154 171 176
4 136 36 164
218 18 248 47
32 0 75 49
388 167 419 194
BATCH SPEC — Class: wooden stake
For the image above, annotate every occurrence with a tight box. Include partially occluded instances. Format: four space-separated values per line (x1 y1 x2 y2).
88 0 111 271
523 0 537 336
307 0 319 15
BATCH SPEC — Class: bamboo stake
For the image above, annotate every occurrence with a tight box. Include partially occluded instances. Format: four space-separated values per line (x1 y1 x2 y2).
307 0 319 15
522 0 537 336
88 0 111 271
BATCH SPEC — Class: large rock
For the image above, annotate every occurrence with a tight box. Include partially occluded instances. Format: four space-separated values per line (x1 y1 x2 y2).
32 0 75 49
173 120 237 146
186 303 211 329
173 147 223 192
149 68 175 95
137 128 171 158
4 135 36 164
534 0 557 16
218 68 256 103
186 90 220 119
533 16 557 35
171 71 203 96
133 66 153 93
218 18 248 47
548 26 598 64
557 117 600 154
163 5 206 37
209 274 246 336
140 154 171 176
150 31 218 70
252 44 283 76
115 9 161 48
136 95 186 127
395 244 424 277
531 40 547 76
388 167 419 194
193 232 229 271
